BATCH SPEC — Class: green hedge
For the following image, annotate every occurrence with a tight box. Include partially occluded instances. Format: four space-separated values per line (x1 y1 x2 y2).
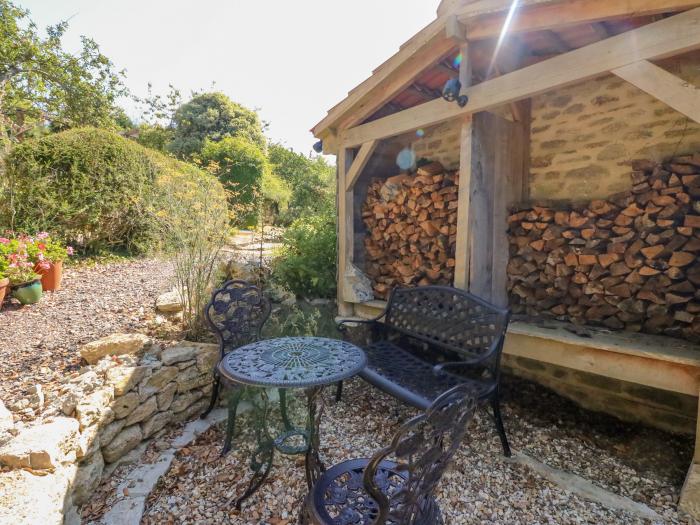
2 127 226 254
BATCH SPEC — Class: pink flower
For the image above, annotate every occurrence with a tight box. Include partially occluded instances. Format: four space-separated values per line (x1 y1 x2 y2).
0 238 9 244
36 232 49 240
66 246 74 256
37 261 51 270
37 243 46 251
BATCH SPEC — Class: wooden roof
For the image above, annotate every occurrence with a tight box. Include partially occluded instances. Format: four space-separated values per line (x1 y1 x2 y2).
312 0 700 143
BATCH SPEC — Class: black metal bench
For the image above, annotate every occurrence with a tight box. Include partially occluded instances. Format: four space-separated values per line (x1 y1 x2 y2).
337 285 512 456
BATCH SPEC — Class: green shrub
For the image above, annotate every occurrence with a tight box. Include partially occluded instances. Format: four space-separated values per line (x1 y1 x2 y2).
272 208 336 298
201 136 267 226
2 127 226 254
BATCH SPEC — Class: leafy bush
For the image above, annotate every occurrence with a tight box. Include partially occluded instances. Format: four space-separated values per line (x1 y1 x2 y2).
2 127 226 254
268 144 335 225
272 208 336 298
169 92 266 159
201 136 268 226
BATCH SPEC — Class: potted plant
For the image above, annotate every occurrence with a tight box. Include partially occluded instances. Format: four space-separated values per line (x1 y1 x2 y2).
5 240 43 305
0 257 8 311
31 233 73 291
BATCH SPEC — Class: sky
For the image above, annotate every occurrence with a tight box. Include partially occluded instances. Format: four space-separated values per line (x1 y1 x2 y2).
19 0 438 157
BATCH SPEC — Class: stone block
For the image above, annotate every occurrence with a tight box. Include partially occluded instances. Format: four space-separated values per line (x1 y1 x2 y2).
161 345 198 365
173 399 209 424
170 389 204 413
102 425 143 463
99 419 126 448
156 382 177 411
76 424 100 459
0 417 79 469
80 333 151 364
195 343 219 374
75 388 115 430
177 372 211 394
124 396 158 426
141 411 174 439
0 400 13 446
156 289 183 313
138 366 178 401
106 365 150 396
73 450 104 506
112 392 140 419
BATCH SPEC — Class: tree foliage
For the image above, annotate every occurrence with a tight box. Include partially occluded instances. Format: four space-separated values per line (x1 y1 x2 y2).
268 143 335 224
169 92 265 159
0 0 128 145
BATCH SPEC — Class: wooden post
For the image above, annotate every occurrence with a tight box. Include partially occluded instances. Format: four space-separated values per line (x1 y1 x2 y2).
454 41 472 290
337 148 355 317
680 390 700 518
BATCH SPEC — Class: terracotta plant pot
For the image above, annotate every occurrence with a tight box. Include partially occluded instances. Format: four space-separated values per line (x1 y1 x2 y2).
12 279 43 305
34 260 63 291
0 278 9 311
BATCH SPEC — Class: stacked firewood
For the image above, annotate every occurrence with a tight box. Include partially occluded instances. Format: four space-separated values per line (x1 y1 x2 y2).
363 162 458 299
508 154 700 340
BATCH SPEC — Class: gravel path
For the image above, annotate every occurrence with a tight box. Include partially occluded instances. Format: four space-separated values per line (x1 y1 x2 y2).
134 378 695 525
0 258 174 414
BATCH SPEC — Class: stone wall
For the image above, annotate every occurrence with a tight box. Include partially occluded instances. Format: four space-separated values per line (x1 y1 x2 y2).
502 353 697 434
0 334 218 522
530 57 700 201
410 119 462 170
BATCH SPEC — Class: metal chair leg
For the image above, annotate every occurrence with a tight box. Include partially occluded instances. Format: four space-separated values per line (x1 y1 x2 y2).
200 374 221 419
222 388 243 456
335 381 343 402
490 393 511 457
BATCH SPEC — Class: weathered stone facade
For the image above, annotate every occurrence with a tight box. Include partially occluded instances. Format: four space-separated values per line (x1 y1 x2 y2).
530 57 700 201
410 119 462 170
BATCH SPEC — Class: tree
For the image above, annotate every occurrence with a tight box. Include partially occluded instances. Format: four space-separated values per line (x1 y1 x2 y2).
268 143 335 223
169 92 266 159
201 136 268 226
0 0 128 146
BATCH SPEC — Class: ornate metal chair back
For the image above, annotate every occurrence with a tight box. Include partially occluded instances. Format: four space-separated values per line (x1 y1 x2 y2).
363 384 477 524
204 280 271 356
384 285 510 374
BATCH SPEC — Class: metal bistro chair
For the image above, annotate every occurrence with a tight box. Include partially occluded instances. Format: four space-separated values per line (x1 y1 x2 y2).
200 280 271 424
303 384 477 525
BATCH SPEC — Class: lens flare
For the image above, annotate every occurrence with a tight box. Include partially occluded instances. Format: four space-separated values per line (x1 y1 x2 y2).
453 52 463 69
396 147 416 171
416 129 425 138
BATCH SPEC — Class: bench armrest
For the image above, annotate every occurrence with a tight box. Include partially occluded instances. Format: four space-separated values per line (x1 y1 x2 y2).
432 334 506 374
335 313 386 331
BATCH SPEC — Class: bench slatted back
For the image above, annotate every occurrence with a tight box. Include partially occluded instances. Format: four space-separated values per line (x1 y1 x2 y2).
384 286 510 364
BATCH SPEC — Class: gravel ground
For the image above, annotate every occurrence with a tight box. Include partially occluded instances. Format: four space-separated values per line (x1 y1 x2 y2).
133 377 695 525
0 258 173 414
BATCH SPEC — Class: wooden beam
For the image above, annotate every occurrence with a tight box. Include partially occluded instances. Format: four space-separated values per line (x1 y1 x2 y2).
345 140 378 192
454 41 472 291
341 7 700 147
407 83 442 101
454 118 473 290
612 60 700 124
590 21 610 40
461 0 700 41
337 148 355 317
447 14 467 41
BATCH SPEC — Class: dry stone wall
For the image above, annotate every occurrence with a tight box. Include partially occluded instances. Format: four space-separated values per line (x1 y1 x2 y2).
0 334 219 522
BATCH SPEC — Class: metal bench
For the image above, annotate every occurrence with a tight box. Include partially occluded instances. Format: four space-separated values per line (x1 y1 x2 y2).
337 285 512 456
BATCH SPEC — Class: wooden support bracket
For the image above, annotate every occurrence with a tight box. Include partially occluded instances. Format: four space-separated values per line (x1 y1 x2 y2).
613 60 700 125
345 140 378 192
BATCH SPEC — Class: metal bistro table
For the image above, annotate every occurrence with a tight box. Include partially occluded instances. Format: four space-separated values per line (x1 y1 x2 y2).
217 336 367 508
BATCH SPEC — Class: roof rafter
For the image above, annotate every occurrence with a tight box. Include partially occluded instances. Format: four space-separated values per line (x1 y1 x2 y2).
340 7 700 147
